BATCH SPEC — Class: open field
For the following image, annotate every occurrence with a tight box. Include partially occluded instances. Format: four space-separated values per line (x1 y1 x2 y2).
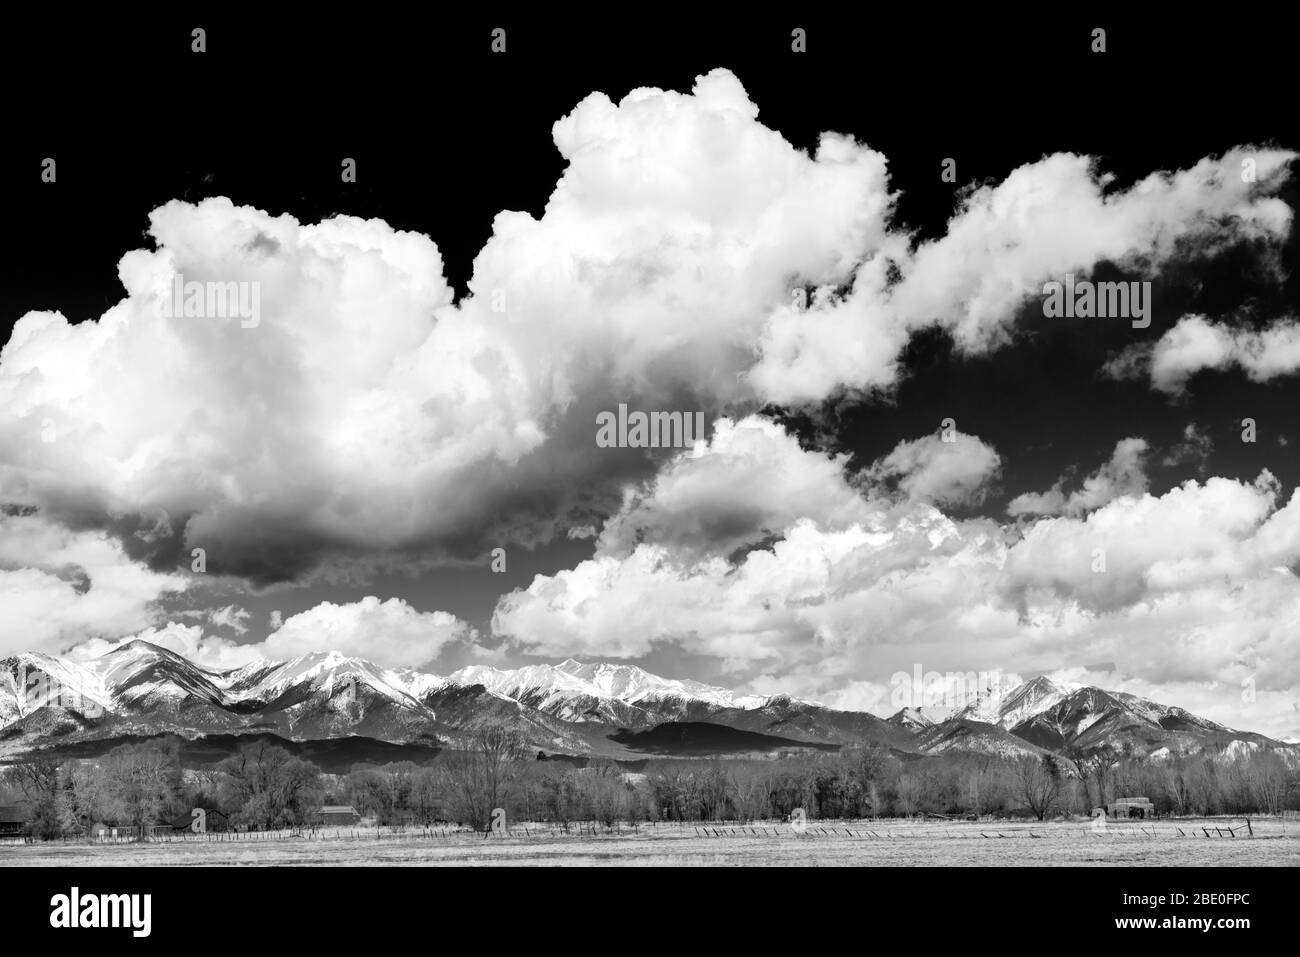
2 818 1297 866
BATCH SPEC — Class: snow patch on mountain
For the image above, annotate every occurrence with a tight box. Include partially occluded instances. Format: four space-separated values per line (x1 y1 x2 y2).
451 659 769 714
887 707 935 730
1 652 114 722
224 651 432 709
954 675 1080 729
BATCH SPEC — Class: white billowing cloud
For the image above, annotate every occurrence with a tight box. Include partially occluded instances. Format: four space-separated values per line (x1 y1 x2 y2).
1007 437 1148 517
747 250 913 402
1059 435 1147 513
1006 486 1069 518
0 510 188 656
1004 471 1286 611
0 199 472 581
495 471 1300 741
866 430 1002 507
595 415 876 560
68 622 256 672
1111 314 1300 393
65 597 476 672
206 604 251 634
495 509 1009 665
0 70 896 583
896 151 1293 350
258 596 474 668
1 71 1293 734
752 148 1296 403
2 72 1292 584
501 69 894 402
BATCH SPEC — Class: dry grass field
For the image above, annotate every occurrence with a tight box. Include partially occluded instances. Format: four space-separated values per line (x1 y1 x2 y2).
2 817 1297 866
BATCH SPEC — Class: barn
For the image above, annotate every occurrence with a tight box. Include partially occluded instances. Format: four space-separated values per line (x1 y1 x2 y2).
166 808 232 833
313 805 361 825
0 805 31 837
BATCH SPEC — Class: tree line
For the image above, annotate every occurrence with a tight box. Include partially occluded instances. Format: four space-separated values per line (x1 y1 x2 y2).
342 739 1300 824
0 738 325 838
2 730 1296 840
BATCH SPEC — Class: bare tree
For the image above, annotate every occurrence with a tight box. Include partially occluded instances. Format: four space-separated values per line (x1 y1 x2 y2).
100 741 182 837
1014 755 1063 820
3 757 75 838
5 757 61 804
437 728 525 830
215 740 323 828
895 773 922 816
1245 752 1291 815
730 764 773 822
1063 746 1118 810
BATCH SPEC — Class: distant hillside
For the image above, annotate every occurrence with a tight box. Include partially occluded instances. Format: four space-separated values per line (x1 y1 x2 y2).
608 721 840 755
3 731 443 773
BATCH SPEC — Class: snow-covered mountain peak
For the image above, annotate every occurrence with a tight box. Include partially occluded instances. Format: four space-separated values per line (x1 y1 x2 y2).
225 651 427 706
887 707 936 730
1 652 113 719
955 675 1080 729
450 660 767 711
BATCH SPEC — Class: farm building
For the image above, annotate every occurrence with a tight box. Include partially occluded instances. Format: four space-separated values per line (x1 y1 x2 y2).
313 805 361 825
164 808 232 833
0 805 31 837
1108 796 1155 819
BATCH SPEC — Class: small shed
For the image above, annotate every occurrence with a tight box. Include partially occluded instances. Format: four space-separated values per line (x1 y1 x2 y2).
313 805 361 825
1108 796 1155 819
0 804 31 837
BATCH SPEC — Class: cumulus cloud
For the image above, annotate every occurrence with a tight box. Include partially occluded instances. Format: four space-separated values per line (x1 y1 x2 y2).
68 622 255 672
69 596 478 672
174 603 251 634
495 469 1300 740
494 509 1009 667
0 71 894 585
752 148 1296 403
257 596 475 668
595 415 876 560
1005 471 1286 611
3 71 1298 735
1007 437 1148 517
1 70 1292 588
0 510 188 656
865 430 1002 507
1106 314 1300 393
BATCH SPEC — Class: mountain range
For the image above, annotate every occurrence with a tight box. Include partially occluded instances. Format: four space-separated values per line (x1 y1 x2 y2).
1 641 1295 768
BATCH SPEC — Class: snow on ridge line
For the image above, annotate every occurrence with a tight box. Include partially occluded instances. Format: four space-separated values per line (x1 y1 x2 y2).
447 660 777 711
1 652 115 712
22 637 781 714
219 651 433 706
953 675 1080 729
6 640 802 718
16 641 1177 730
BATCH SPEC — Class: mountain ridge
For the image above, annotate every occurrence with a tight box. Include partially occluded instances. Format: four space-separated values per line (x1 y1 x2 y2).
2 642 1296 765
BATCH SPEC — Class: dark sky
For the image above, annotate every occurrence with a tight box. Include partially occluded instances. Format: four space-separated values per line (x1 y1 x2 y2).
2 10 1298 664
